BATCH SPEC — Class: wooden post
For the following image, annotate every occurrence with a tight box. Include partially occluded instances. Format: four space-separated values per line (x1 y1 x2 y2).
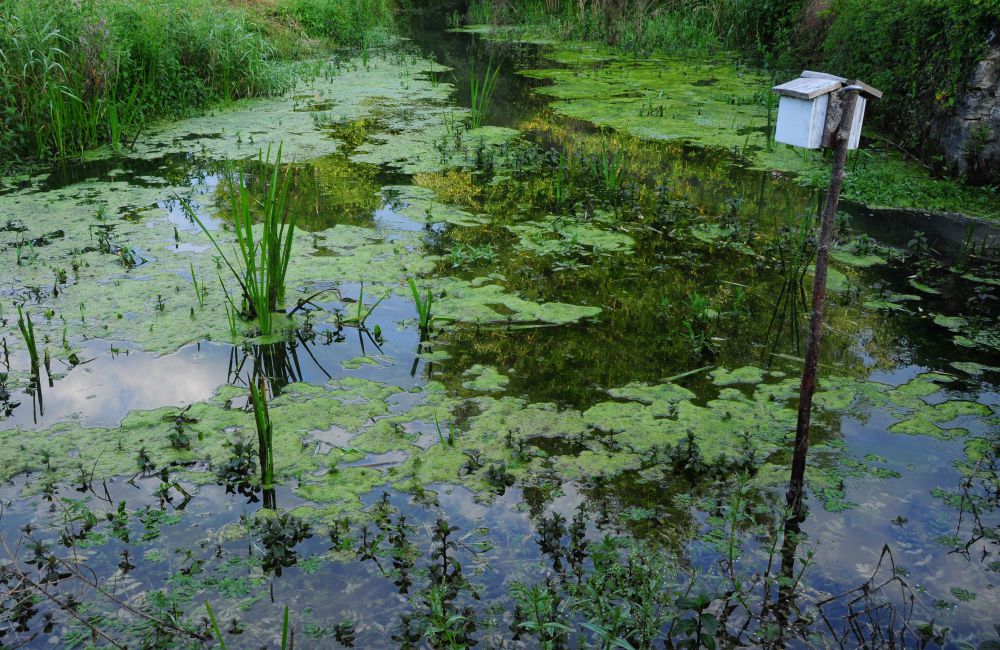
786 87 861 516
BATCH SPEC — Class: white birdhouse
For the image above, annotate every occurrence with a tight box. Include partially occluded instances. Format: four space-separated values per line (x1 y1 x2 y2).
772 71 882 150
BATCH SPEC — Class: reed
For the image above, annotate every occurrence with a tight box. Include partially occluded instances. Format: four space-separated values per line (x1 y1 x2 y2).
190 261 206 309
592 136 626 200
407 278 434 334
435 413 456 447
206 602 294 649
349 282 388 327
181 144 295 335
204 602 228 650
249 374 275 490
469 60 501 129
0 0 289 163
16 306 40 376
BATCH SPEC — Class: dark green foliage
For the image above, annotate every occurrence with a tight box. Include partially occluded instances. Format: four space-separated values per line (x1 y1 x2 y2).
257 512 313 577
279 0 395 46
467 0 804 56
0 0 290 163
216 438 260 501
820 0 999 167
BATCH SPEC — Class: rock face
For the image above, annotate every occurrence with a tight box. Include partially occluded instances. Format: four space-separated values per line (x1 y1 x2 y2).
933 33 1000 183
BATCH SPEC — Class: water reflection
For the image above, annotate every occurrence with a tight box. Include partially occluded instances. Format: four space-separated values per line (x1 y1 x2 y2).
0 341 231 430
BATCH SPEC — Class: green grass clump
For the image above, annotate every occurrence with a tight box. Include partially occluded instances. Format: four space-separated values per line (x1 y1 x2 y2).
408 277 434 334
181 144 296 336
0 0 292 164
469 59 501 129
466 0 802 57
278 0 395 46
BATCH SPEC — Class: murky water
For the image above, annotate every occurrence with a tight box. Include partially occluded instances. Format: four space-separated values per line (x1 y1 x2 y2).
0 9 997 649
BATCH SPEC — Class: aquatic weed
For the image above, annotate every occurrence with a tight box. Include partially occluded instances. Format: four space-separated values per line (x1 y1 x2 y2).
249 375 275 492
469 59 501 129
15 305 40 376
407 277 434 334
180 144 295 335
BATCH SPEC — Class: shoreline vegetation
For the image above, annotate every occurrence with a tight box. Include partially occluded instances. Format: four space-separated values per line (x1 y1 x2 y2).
0 0 396 166
461 0 1000 219
2 0 997 219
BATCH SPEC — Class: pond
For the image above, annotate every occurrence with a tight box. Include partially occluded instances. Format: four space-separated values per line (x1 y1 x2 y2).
0 8 997 649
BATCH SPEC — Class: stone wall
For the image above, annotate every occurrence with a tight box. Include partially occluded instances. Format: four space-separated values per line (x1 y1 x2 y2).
932 31 1000 183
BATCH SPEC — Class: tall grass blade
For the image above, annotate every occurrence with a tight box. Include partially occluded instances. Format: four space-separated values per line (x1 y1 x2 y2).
16 305 40 374
407 277 433 333
204 602 228 650
281 605 292 650
250 373 274 491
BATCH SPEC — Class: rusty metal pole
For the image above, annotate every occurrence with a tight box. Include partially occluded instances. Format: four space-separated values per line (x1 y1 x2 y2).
786 87 861 517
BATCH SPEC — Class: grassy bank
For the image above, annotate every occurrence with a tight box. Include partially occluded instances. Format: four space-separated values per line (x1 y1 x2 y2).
466 0 801 57
0 0 396 165
465 0 1000 181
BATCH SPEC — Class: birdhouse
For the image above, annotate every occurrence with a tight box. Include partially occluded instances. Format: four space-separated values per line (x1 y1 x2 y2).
772 71 882 150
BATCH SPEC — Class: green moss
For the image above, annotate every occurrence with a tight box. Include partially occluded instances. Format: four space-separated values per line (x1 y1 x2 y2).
341 355 386 369
862 292 920 312
805 265 851 294
950 361 1000 376
831 249 888 268
353 123 520 175
933 314 967 331
909 279 942 295
383 185 487 226
953 327 1000 352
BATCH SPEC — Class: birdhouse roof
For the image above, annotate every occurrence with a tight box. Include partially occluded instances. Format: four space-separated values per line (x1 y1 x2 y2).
846 79 883 100
801 70 847 83
772 71 883 101
771 77 842 100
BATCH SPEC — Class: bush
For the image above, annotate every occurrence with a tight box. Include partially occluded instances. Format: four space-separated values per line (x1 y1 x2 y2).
280 0 396 46
819 0 999 156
